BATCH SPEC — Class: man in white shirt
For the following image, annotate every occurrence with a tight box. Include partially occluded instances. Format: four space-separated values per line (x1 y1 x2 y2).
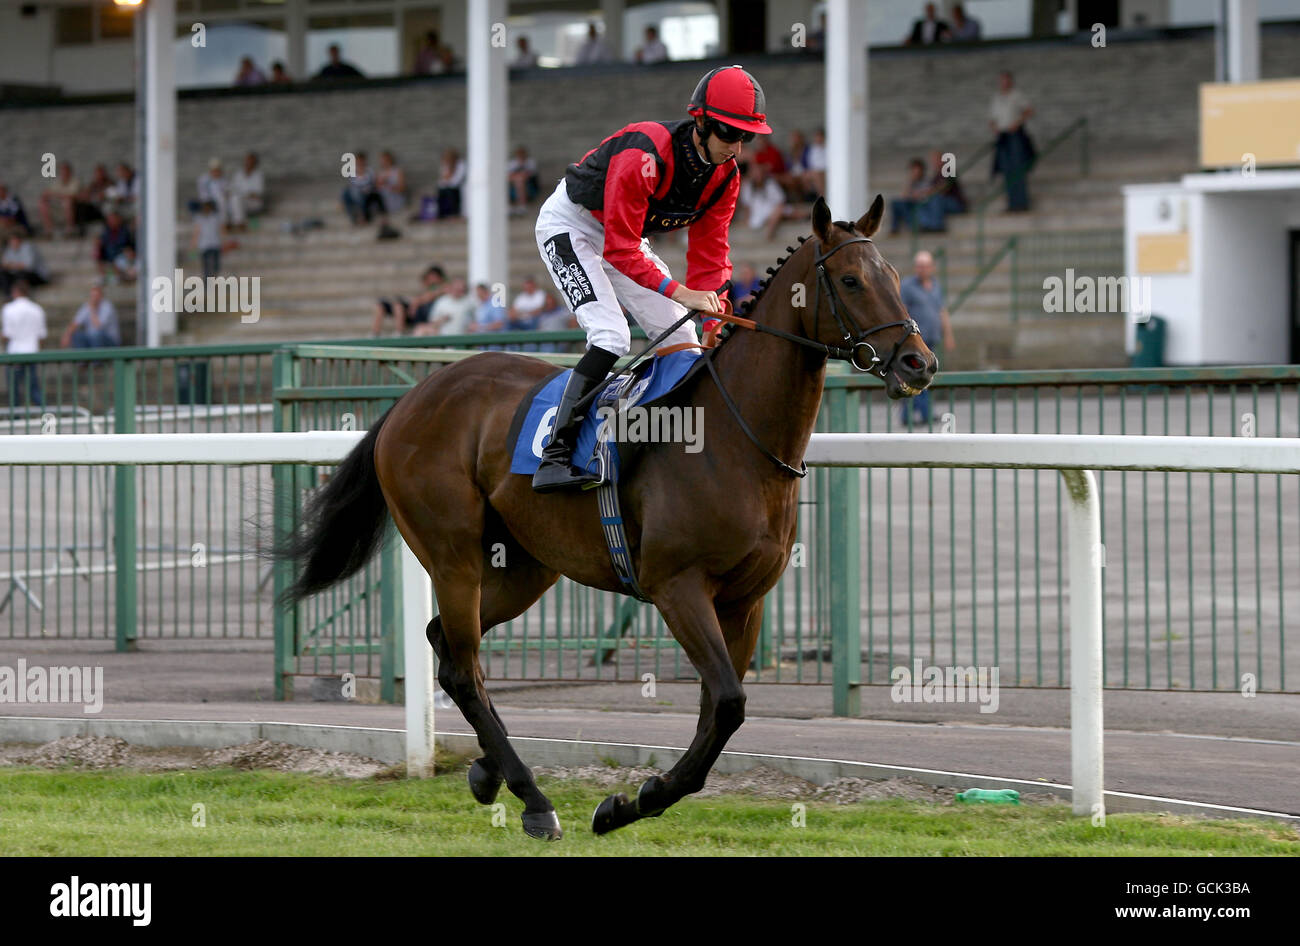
635 26 668 64
509 276 549 329
228 152 265 229
195 158 230 223
740 162 795 241
419 277 477 337
575 23 612 64
989 70 1034 211
2 280 47 405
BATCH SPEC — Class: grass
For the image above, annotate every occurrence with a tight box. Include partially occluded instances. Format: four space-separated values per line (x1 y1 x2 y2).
0 761 1296 856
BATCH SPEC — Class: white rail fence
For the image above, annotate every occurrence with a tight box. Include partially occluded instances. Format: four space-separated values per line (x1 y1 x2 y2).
3 430 1299 818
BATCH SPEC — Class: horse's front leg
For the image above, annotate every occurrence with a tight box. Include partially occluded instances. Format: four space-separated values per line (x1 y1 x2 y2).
592 577 751 835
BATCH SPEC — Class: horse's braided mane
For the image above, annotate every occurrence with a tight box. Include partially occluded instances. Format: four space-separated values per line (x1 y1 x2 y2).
732 220 859 320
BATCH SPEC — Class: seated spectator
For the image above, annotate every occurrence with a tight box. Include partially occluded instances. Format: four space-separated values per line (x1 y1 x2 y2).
2 280 46 406
376 150 407 216
905 3 950 45
95 211 134 279
112 244 138 284
191 157 230 222
103 163 138 219
416 277 477 337
890 158 934 234
437 149 466 220
731 263 762 307
39 163 83 237
575 22 612 65
229 152 265 229
802 128 827 200
269 61 292 85
512 36 539 69
62 281 121 349
508 147 539 215
316 44 364 80
414 30 455 74
740 162 798 241
927 148 968 218
371 264 446 336
533 293 575 351
81 164 112 224
193 200 223 280
750 135 787 182
508 276 548 330
635 25 668 63
1 233 49 296
0 184 33 237
341 151 384 225
234 56 267 87
471 283 507 333
949 4 982 41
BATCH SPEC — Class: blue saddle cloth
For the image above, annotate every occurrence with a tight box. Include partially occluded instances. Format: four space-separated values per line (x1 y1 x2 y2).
509 349 703 482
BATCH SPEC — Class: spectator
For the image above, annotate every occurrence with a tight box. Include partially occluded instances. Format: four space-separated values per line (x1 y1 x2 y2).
376 150 407 216
95 211 134 279
927 148 968 215
533 292 576 351
436 148 466 220
905 3 951 45
731 263 762 306
949 4 982 40
807 11 826 51
416 277 476 337
193 200 223 280
103 163 137 219
0 184 33 237
508 146 539 215
635 25 668 63
371 264 446 336
414 30 455 75
890 158 933 234
192 157 230 222
316 44 364 80
2 280 46 406
1 233 49 296
234 56 267 87
341 151 384 225
801 127 827 200
269 61 292 85
989 70 1035 212
229 152 265 229
575 22 612 65
740 162 797 241
82 164 112 224
898 250 954 426
470 282 507 333
512 36 539 69
112 244 138 284
508 276 548 330
750 135 787 180
39 163 82 237
62 281 121 349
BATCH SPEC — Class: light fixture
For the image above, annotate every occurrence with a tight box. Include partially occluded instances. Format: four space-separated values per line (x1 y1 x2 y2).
113 0 144 7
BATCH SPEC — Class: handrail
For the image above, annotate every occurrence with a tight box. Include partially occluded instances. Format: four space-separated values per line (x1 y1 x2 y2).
949 234 1019 319
976 116 1090 266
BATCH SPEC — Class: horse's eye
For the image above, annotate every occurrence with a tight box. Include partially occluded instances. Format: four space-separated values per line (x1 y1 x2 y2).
841 275 860 288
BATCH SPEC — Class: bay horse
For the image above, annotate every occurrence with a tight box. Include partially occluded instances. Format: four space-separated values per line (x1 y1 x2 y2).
274 195 937 839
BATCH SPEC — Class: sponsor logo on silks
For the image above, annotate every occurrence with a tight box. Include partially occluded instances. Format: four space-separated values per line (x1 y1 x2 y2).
543 233 596 309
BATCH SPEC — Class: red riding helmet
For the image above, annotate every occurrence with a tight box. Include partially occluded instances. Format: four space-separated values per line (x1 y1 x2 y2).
687 65 772 135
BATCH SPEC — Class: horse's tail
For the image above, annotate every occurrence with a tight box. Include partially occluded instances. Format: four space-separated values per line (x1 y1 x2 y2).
272 408 393 607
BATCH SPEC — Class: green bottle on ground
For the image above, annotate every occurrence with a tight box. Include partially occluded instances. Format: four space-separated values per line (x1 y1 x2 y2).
956 788 1021 804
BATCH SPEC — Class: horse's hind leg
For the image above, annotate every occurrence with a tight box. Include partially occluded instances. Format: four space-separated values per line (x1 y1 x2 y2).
426 547 562 840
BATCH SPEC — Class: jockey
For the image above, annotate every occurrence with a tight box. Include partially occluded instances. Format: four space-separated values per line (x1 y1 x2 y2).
531 64 771 492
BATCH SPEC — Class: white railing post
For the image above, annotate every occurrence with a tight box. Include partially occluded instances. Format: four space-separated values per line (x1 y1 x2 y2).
401 540 435 778
1061 469 1104 818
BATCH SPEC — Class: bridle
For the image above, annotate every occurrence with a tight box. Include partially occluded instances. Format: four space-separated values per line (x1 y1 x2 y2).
704 232 923 478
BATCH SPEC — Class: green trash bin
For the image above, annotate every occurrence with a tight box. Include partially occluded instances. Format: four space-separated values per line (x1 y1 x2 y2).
1131 315 1166 368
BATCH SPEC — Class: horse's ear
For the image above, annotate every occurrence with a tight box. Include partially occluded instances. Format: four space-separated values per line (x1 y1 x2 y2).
856 195 885 238
812 196 832 242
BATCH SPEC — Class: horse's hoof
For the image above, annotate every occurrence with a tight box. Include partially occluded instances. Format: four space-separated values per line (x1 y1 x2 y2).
467 758 503 805
521 809 563 841
591 792 639 835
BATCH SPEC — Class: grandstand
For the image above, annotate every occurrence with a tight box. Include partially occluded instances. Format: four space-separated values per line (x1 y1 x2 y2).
3 17 1298 368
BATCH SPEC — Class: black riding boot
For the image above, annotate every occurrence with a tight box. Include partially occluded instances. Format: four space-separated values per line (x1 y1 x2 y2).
532 346 619 493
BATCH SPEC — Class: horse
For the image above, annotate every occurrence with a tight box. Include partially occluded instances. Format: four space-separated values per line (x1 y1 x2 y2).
273 195 937 839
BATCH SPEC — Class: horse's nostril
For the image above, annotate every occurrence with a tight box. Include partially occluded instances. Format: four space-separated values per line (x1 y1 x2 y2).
901 353 925 373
